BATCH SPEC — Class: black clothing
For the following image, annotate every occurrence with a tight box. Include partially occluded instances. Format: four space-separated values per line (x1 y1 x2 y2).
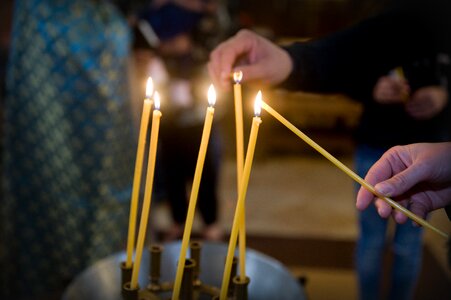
356 56 451 148
283 0 451 95
159 121 221 226
283 0 451 148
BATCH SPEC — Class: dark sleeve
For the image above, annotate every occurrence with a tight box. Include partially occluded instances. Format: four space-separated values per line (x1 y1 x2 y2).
446 205 451 221
281 9 434 99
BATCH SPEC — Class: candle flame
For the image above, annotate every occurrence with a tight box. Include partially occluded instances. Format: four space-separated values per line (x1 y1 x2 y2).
233 70 243 83
154 91 161 110
146 77 154 98
254 91 262 116
207 84 216 107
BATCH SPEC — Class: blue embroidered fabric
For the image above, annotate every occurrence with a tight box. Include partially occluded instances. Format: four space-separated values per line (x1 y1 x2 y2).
1 1 136 298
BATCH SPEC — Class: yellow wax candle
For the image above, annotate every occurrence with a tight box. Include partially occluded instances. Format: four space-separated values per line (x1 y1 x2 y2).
220 91 263 300
130 91 162 289
394 66 405 79
393 67 409 102
172 84 217 300
261 100 448 239
233 70 244 187
125 77 153 267
233 71 246 280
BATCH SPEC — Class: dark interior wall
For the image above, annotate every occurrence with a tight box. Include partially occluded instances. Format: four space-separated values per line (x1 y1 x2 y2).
236 0 390 38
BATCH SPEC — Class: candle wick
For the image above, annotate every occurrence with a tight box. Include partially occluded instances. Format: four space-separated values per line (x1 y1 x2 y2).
233 70 243 83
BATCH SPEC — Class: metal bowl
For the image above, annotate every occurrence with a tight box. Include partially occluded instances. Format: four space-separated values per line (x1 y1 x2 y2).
63 241 306 300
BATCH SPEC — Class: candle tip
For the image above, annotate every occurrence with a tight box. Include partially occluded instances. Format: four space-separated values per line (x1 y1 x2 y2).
208 84 216 107
254 91 262 116
233 70 243 83
146 77 154 98
154 91 161 110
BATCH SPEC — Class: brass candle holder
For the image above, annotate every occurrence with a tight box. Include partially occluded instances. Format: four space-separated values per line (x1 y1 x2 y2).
121 241 249 300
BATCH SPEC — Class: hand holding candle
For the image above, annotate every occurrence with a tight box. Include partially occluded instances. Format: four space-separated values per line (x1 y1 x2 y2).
172 85 217 300
261 100 448 239
233 70 247 280
125 77 153 268
220 91 263 300
130 91 162 289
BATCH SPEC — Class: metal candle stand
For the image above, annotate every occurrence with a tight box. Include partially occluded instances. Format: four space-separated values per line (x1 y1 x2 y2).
121 241 249 300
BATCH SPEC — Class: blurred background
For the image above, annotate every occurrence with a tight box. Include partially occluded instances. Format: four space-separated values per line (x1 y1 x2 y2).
1 1 450 299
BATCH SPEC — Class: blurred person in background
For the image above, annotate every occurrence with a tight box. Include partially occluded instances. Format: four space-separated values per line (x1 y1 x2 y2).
354 58 450 300
136 0 230 241
1 1 147 299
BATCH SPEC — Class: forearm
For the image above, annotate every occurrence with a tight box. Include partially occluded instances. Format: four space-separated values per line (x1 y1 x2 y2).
282 9 431 95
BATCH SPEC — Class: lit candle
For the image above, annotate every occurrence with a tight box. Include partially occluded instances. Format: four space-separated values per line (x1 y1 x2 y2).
233 70 244 187
233 70 247 280
125 77 153 268
130 91 162 289
220 91 263 300
172 84 217 300
261 100 448 239
394 67 409 102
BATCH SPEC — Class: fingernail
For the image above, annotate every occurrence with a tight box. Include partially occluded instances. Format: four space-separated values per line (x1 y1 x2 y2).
375 183 392 196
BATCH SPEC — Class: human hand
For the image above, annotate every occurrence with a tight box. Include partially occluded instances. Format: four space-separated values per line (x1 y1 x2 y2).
356 143 451 224
208 29 293 90
373 76 410 104
405 86 448 120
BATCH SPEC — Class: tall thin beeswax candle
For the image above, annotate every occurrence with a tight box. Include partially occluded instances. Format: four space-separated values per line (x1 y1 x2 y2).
125 77 153 267
130 92 162 289
172 85 217 300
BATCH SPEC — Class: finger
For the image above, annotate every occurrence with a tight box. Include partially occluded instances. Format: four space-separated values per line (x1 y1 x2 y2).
372 146 428 198
356 186 375 211
209 46 230 90
218 30 257 78
374 198 392 218
207 62 228 91
407 187 451 225
408 200 429 221
209 36 243 88
375 162 425 198
392 199 410 224
356 151 401 211
363 148 403 189
233 63 267 83
209 31 261 89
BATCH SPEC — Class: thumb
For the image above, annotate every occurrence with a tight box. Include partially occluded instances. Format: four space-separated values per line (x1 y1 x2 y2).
375 164 425 198
234 63 266 83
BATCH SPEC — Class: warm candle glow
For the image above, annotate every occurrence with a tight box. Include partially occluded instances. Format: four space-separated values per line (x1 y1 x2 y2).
146 77 154 98
233 70 243 83
207 84 216 107
172 85 217 300
153 91 160 110
254 91 262 116
130 98 162 289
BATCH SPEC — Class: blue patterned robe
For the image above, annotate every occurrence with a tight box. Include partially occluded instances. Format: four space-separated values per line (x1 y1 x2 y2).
1 1 136 298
